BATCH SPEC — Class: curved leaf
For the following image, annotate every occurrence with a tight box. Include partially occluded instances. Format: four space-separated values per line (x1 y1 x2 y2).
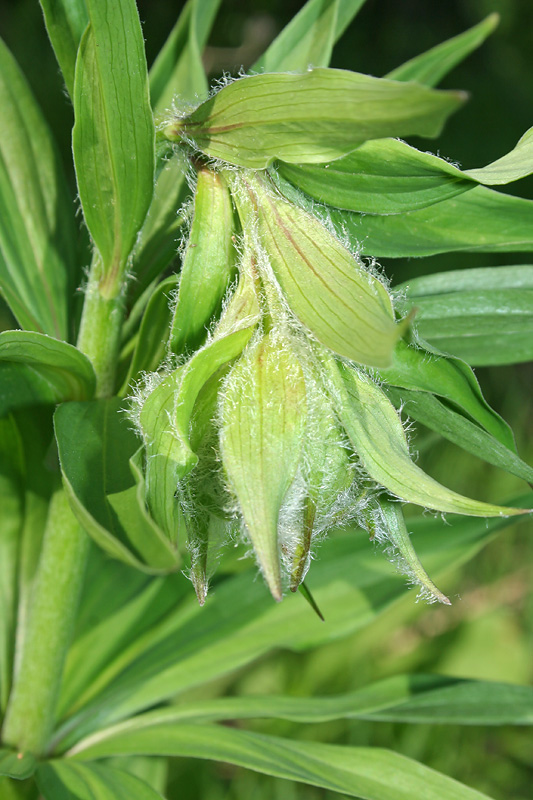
322 354 530 517
70 724 493 800
386 13 499 87
38 0 88 97
166 68 465 169
0 331 96 416
0 748 36 780
333 185 533 257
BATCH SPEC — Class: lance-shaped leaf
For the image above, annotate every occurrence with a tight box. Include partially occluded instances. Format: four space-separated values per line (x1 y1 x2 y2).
369 498 450 605
39 0 88 97
252 0 367 73
386 13 499 87
170 168 238 355
396 265 533 365
332 185 533 258
150 0 221 112
55 399 180 573
377 338 515 450
385 385 533 486
321 353 530 517
72 0 154 291
0 331 96 416
0 38 77 339
239 173 403 367
276 138 475 215
220 332 307 600
164 68 465 169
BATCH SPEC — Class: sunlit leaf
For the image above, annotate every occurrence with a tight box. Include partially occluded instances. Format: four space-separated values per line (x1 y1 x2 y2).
165 68 465 169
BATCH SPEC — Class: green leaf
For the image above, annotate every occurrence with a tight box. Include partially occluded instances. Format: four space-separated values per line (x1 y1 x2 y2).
166 68 465 169
72 0 155 290
70 724 493 800
0 38 77 338
0 331 96 416
220 331 307 600
386 13 499 86
150 0 221 112
52 505 530 745
334 185 533 257
386 386 533 486
0 749 36 781
251 0 366 73
169 168 237 355
463 125 533 185
377 339 515 450
322 354 530 517
37 761 164 800
277 126 533 217
58 545 188 721
54 399 180 572
68 674 533 740
237 172 403 368
399 276 533 366
39 0 89 96
121 276 178 393
276 138 475 215
129 154 188 303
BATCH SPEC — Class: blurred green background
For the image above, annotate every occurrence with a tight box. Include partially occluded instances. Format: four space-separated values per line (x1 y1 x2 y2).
0 1 532 797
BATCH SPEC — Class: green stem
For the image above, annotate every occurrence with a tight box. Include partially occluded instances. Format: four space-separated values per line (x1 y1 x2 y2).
77 259 126 398
2 490 89 755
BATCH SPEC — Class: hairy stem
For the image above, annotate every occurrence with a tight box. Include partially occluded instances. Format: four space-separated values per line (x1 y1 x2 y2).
2 490 88 755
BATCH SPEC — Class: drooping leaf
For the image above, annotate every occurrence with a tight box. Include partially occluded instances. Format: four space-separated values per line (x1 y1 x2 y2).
39 0 89 96
0 331 96 416
377 338 515 449
72 0 155 289
169 168 237 355
386 13 499 87
54 399 180 572
0 749 36 780
150 0 221 112
236 172 403 367
321 353 529 517
52 499 531 747
332 185 533 257
37 761 164 800
70 724 494 800
165 68 465 169
252 0 366 73
220 331 307 600
275 138 475 215
385 385 533 485
0 38 77 338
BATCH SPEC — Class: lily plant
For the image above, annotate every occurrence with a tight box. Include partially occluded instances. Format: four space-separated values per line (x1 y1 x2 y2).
0 1 532 798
